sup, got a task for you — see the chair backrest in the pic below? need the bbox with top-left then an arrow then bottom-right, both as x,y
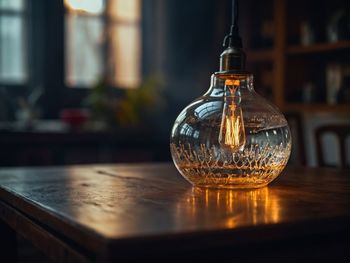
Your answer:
315,125 -> 350,169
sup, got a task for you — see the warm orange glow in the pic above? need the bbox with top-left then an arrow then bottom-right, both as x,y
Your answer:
175,188 -> 282,229
109,25 -> 141,88
219,80 -> 246,150
107,0 -> 141,88
108,0 -> 140,22
219,84 -> 246,150
225,79 -> 240,86
223,106 -> 244,147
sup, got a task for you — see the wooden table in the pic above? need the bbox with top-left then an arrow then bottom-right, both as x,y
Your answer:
0,164 -> 350,262
0,130 -> 169,166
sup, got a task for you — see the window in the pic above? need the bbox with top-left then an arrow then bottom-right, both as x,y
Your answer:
64,0 -> 141,89
0,0 -> 27,84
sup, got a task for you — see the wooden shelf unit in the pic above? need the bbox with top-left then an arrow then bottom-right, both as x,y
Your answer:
282,104 -> 350,113
287,40 -> 350,55
243,0 -> 350,112
247,49 -> 274,62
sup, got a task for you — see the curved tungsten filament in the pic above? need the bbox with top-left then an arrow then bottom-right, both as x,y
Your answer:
219,82 -> 246,151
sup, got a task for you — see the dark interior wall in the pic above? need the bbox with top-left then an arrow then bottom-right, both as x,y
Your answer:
142,0 -> 232,134
42,0 -> 65,118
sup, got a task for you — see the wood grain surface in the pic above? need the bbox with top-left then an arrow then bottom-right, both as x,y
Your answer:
0,164 -> 350,262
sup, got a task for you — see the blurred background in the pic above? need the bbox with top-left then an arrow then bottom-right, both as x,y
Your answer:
0,0 -> 350,168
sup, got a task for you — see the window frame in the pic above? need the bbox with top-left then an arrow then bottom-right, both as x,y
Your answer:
63,0 -> 143,90
0,0 -> 148,119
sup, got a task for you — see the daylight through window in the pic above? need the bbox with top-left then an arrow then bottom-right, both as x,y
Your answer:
64,0 -> 141,88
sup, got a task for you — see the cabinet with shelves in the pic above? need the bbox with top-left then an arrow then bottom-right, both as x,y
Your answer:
241,0 -> 350,112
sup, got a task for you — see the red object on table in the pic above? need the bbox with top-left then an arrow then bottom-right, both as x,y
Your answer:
60,109 -> 89,128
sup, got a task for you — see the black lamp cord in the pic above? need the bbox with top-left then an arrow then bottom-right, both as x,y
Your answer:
223,0 -> 243,48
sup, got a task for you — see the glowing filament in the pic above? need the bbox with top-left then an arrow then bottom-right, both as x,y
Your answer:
224,105 -> 241,145
219,80 -> 246,150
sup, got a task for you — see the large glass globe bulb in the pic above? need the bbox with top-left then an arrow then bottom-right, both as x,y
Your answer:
170,72 -> 291,189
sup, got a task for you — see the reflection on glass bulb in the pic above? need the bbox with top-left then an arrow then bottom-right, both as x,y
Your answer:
219,79 -> 246,151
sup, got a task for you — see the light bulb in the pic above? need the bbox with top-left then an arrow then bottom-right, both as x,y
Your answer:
170,71 -> 291,189
218,79 -> 246,151
170,0 -> 291,189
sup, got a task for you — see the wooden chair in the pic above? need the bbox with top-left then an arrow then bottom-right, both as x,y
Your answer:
315,125 -> 350,169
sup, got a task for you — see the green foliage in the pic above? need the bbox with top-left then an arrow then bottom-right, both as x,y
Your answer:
115,75 -> 164,127
84,75 -> 164,128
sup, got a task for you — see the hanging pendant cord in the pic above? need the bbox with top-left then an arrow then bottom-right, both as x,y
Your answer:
223,0 -> 242,48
